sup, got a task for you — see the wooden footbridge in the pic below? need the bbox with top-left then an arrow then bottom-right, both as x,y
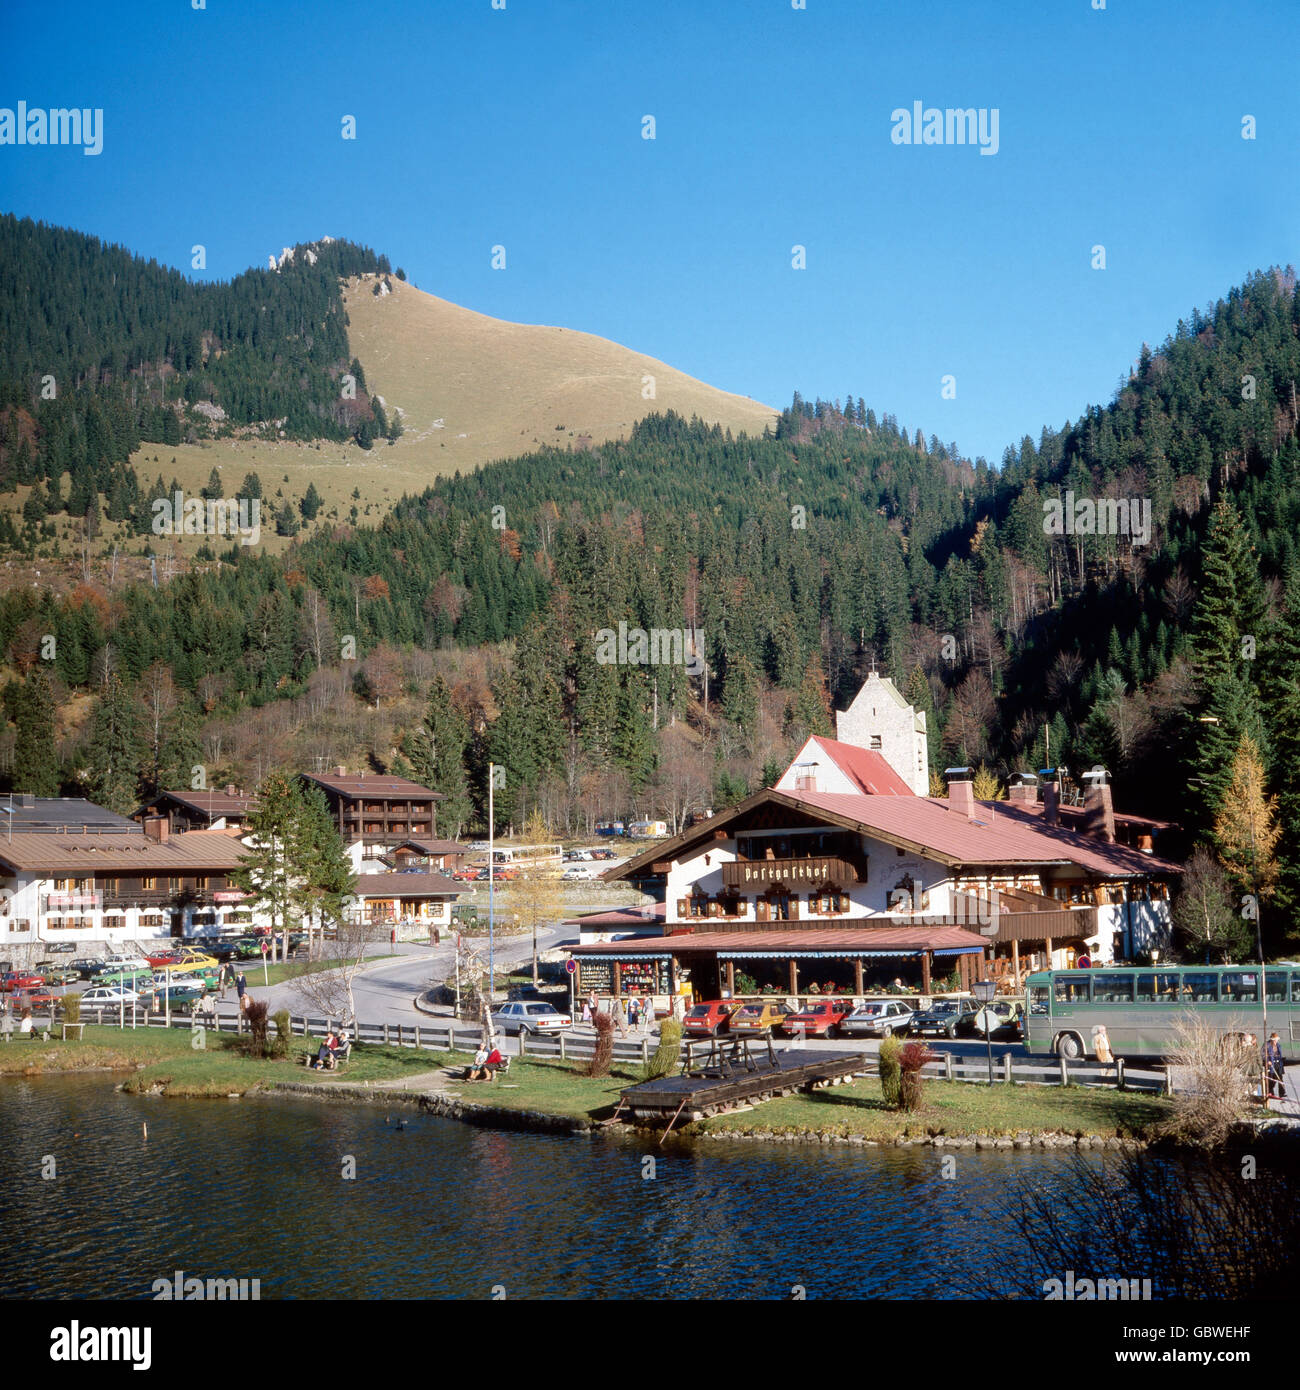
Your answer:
616,1036 -> 869,1137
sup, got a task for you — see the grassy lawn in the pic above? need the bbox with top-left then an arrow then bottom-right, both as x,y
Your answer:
439,1057 -> 643,1120
699,1077 -> 1171,1141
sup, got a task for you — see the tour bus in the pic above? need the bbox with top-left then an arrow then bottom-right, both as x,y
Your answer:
1023,964 -> 1300,1060
488,843 -> 563,870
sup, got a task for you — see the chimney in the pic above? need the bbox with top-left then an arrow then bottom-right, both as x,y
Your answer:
18,792 -> 35,809
1042,769 -> 1060,827
143,815 -> 170,843
1007,772 -> 1038,806
225,784 -> 236,797
944,767 -> 976,821
335,765 -> 347,777
1082,768 -> 1116,844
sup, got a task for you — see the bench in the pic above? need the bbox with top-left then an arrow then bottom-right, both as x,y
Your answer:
302,1037 -> 353,1070
464,1054 -> 511,1081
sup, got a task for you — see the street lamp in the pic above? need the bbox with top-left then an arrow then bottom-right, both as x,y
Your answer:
973,977 -> 997,1086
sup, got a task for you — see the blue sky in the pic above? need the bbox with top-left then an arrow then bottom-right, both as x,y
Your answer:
2,0 -> 1296,464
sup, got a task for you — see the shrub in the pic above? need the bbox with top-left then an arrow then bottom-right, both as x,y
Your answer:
643,1018 -> 683,1080
734,971 -> 758,996
1156,1015 -> 1256,1147
61,990 -> 81,1025
587,1010 -> 615,1077
898,1041 -> 936,1111
878,1033 -> 903,1107
246,999 -> 270,1058
271,1009 -> 292,1060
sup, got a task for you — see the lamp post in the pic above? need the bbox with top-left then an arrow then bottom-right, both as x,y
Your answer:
488,762 -> 495,1016
973,977 -> 997,1086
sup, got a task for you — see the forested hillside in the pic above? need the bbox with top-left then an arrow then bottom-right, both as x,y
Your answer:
2,232 -> 1299,945
0,216 -> 392,543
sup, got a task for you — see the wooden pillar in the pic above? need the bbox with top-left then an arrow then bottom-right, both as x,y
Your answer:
724,961 -> 735,996
613,963 -> 622,999
853,958 -> 864,995
921,951 -> 932,994
1044,936 -> 1054,970
787,959 -> 798,997
1011,938 -> 1020,986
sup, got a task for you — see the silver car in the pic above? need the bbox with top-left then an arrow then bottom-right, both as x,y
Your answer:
841,999 -> 915,1038
492,1001 -> 573,1035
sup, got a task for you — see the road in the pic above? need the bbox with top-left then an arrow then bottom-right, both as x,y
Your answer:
212,923 -> 577,1026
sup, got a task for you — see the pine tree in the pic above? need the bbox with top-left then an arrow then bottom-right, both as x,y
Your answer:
83,673 -> 145,815
11,669 -> 59,796
232,771 -> 303,964
293,784 -> 357,959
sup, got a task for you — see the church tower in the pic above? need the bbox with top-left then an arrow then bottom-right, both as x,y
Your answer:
835,671 -> 930,796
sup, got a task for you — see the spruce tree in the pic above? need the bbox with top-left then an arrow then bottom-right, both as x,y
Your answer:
84,673 -> 145,815
11,669 -> 59,796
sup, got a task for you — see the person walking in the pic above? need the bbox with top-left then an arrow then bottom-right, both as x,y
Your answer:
1265,1032 -> 1285,1100
642,995 -> 655,1034
627,997 -> 640,1029
1092,1023 -> 1113,1073
235,970 -> 248,1013
612,995 -> 628,1038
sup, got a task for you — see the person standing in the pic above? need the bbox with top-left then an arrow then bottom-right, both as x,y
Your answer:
627,997 -> 640,1029
1092,1024 -> 1113,1073
236,970 -> 248,1013
642,996 -> 655,1034
1265,1032 -> 1285,1100
612,995 -> 628,1038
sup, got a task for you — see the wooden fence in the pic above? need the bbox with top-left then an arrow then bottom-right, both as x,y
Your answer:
64,1007 -> 1166,1091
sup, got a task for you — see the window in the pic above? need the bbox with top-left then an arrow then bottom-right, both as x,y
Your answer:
1265,973 -> 1289,1003
103,915 -> 125,932
1090,972 -> 1134,1003
194,877 -> 208,891
142,878 -> 156,891
1136,972 -> 1179,1003
1180,973 -> 1218,1003
1220,971 -> 1259,1004
869,735 -> 882,750
1054,975 -> 1091,1003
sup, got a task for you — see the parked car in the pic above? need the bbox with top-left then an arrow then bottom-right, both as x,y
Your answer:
589,849 -> 617,861
493,1001 -> 573,1035
780,999 -> 855,1039
33,962 -> 80,986
683,1000 -> 741,1037
98,968 -> 156,993
728,1000 -> 793,1036
81,985 -> 145,1007
146,950 -> 184,967
70,957 -> 108,980
12,987 -> 58,1011
841,1000 -> 915,1038
149,980 -> 205,1009
103,953 -> 150,973
910,998 -> 982,1039
0,971 -> 45,992
562,867 -> 597,881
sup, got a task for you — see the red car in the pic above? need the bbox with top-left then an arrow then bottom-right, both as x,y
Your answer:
780,999 -> 855,1039
683,1000 -> 740,1037
146,951 -> 184,967
0,971 -> 44,992
12,987 -> 57,1011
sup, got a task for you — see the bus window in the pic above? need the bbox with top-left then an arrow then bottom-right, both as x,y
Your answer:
1181,972 -> 1219,1003
1136,972 -> 1179,1002
1265,974 -> 1289,1003
1054,975 -> 1091,1003
1090,972 -> 1134,1003
1221,971 -> 1259,1004
1028,985 -> 1049,1016
1292,974 -> 1300,1004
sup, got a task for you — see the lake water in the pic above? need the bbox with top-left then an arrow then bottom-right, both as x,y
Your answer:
0,1073 -> 1120,1300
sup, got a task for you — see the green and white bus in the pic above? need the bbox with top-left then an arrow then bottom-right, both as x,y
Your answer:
1024,965 -> 1300,1060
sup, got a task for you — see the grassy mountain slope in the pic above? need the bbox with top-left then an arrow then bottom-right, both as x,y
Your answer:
341,274 -> 777,474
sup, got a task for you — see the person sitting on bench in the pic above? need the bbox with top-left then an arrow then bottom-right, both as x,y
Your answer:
312,1029 -> 340,1070
468,1044 -> 505,1081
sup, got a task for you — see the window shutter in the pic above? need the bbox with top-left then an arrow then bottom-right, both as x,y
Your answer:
676,898 -> 689,918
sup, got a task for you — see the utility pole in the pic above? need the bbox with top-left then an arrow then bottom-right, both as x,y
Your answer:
488,762 -> 495,1012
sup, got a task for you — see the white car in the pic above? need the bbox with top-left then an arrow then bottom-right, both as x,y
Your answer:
841,1000 -> 916,1038
563,867 -> 597,881
103,953 -> 150,973
81,985 -> 144,1006
492,1002 -> 573,1035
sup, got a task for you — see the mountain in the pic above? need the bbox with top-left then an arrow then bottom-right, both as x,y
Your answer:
342,274 -> 776,473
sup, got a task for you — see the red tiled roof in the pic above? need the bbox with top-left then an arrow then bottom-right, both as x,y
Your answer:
393,838 -> 470,856
303,774 -> 442,800
808,737 -> 914,796
355,872 -> 463,897
792,790 -> 1182,876
573,926 -> 989,954
148,790 -> 257,817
